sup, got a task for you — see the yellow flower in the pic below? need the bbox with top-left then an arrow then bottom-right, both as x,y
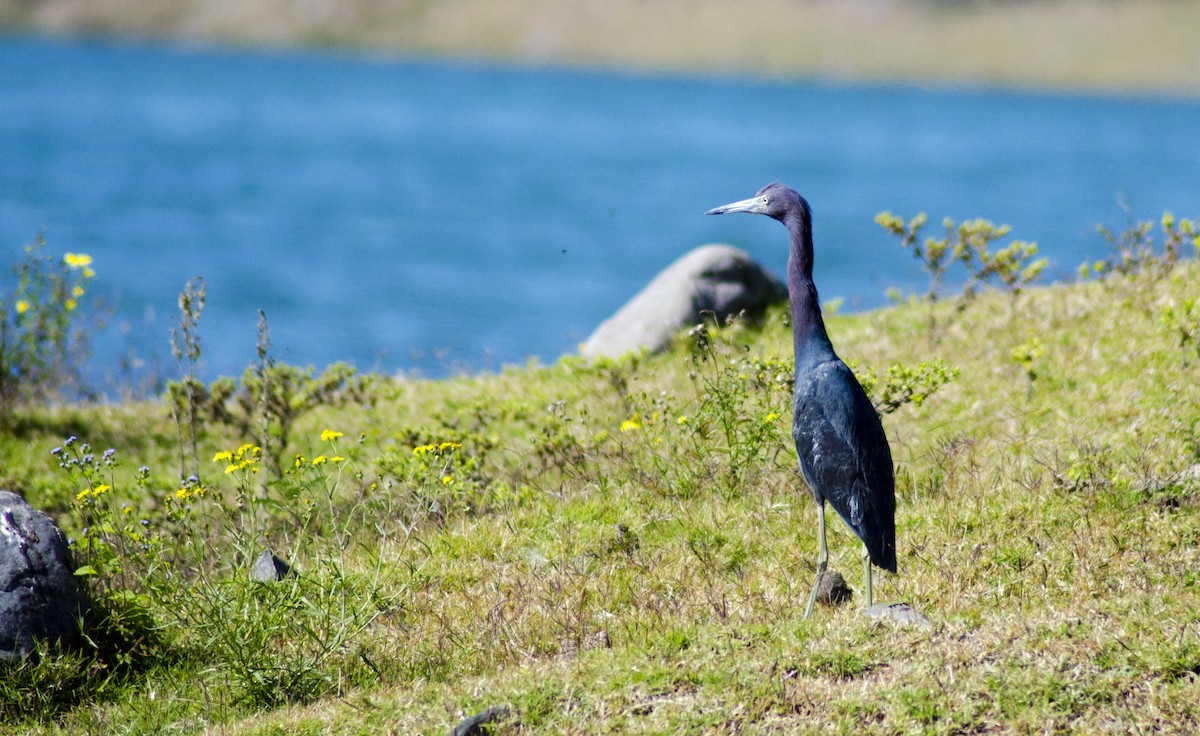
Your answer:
72,285 -> 85,298
65,299 -> 77,311
320,429 -> 344,442
676,415 -> 688,425
620,415 -> 642,432
414,441 -> 460,456
82,267 -> 95,279
235,443 -> 261,459
63,252 -> 93,269
76,488 -> 91,501
224,464 -> 239,475
92,484 -> 111,496
212,451 -> 233,463
294,454 -> 307,468
15,300 -> 29,314
330,455 -> 345,463
441,475 -> 454,485
175,488 -> 190,500
312,455 -> 328,466
765,412 -> 779,423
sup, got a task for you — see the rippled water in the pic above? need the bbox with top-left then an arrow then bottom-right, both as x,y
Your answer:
2,36 -> 1198,387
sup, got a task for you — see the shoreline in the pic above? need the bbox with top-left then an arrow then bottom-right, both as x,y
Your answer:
2,0 -> 1198,96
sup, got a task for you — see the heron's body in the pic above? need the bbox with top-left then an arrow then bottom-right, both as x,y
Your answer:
793,360 -> 896,573
706,183 -> 896,614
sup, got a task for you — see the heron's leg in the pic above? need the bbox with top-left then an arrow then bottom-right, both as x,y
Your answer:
803,502 -> 829,619
862,544 -> 873,609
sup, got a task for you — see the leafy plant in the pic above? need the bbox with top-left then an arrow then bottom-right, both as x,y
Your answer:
877,212 -> 1046,333
375,438 -> 485,527
876,211 -> 947,304
168,276 -> 206,480
849,358 -> 960,415
1083,211 -> 1199,281
54,429 -> 412,709
1010,336 -> 1046,394
167,310 -> 373,481
0,238 -> 96,420
1159,295 -> 1200,365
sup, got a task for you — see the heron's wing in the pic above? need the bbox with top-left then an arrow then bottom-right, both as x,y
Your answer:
793,360 -> 897,571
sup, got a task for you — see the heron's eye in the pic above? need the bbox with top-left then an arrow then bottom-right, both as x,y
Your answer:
760,196 -> 769,205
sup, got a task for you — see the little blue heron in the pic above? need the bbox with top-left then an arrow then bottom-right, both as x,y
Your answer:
706,183 -> 896,617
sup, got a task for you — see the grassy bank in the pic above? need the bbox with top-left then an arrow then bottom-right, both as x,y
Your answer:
2,0 -> 1199,94
2,217 -> 1200,733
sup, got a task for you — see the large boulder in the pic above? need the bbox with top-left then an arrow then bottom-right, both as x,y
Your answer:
0,491 -> 89,660
581,244 -> 787,360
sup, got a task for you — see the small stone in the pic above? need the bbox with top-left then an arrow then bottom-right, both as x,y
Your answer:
249,550 -> 293,582
450,705 -> 511,736
558,628 -> 612,660
584,629 -> 612,651
816,568 -> 852,606
0,490 -> 90,660
864,602 -> 932,629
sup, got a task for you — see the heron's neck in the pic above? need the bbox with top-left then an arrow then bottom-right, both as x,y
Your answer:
785,209 -> 836,369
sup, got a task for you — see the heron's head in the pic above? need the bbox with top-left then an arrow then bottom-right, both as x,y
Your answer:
705,182 -> 802,222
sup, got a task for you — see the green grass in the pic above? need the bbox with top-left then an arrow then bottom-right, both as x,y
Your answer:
3,253 -> 1200,733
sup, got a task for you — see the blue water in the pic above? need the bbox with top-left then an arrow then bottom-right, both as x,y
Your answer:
2,36 -> 1198,388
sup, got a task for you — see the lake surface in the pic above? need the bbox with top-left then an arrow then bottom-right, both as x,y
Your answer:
2,36 -> 1198,388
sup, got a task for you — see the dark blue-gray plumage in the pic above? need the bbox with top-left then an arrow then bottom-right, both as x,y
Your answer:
706,183 -> 896,616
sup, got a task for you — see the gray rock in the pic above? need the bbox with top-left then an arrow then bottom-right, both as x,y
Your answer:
581,244 -> 788,360
557,628 -> 612,660
864,602 -> 932,629
249,550 -> 293,582
816,568 -> 852,606
450,705 -> 511,736
0,490 -> 89,661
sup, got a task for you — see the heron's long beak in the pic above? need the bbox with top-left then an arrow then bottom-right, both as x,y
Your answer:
705,195 -> 764,216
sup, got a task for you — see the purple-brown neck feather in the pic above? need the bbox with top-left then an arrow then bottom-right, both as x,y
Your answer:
783,198 -> 837,370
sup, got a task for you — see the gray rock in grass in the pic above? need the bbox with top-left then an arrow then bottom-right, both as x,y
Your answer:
0,490 -> 90,661
581,244 -> 787,360
557,628 -> 612,660
450,704 -> 512,736
864,602 -> 932,629
816,568 -> 853,606
249,549 -> 294,582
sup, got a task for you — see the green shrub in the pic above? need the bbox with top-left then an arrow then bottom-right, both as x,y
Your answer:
877,211 -> 1046,334
1083,212 -> 1199,281
55,428 -> 412,709
0,237 -> 96,420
